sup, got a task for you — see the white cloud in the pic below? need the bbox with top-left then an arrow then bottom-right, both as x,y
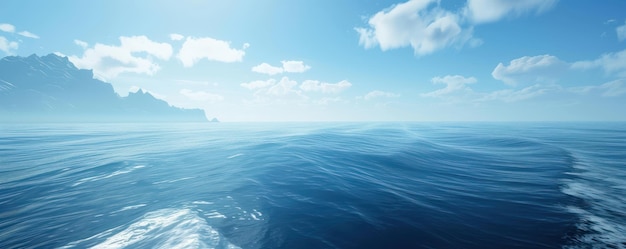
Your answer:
241,79 -> 276,90
74,39 -> 88,49
170,33 -> 184,41
492,54 -> 567,85
300,80 -> 352,94
422,75 -> 477,97
0,23 -> 15,33
243,43 -> 250,49
479,84 -> 550,102
266,77 -> 299,96
18,31 -> 39,39
242,77 -> 350,103
356,0 -> 469,55
569,79 -> 626,97
252,63 -> 284,75
617,21 -> 626,42
242,77 -> 306,102
119,36 -> 172,60
0,36 -> 18,54
357,0 -> 557,55
466,0 -> 558,24
251,60 -> 311,75
422,73 -> 554,102
596,80 -> 626,97
68,36 -> 173,80
177,37 -> 245,67
571,49 -> 626,77
282,60 -> 311,73
0,23 -> 38,39
363,90 -> 400,100
180,89 -> 224,102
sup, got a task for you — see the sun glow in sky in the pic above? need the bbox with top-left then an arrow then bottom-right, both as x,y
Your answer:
2,0 -> 626,121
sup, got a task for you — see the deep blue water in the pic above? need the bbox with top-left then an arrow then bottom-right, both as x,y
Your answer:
1,123 -> 625,249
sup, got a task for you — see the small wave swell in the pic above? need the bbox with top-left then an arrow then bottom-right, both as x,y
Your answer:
60,208 -> 240,249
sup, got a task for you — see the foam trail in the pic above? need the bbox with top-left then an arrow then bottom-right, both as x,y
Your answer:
227,153 -> 244,159
61,208 -> 239,249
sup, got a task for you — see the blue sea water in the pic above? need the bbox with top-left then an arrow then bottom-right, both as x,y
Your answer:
0,122 -> 625,249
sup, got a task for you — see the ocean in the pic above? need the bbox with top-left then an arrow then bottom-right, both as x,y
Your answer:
0,123 -> 624,249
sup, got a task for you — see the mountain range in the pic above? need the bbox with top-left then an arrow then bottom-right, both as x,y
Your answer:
0,54 -> 208,122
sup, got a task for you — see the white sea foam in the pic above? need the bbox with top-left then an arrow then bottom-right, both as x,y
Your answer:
61,208 -> 239,249
153,177 -> 195,185
206,211 -> 227,219
562,155 -> 626,249
192,201 -> 214,205
111,204 -> 147,214
73,165 -> 145,186
227,153 -> 244,159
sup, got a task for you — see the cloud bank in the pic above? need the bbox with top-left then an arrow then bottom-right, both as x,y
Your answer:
252,60 -> 311,75
177,37 -> 246,67
356,0 -> 557,55
69,36 -> 173,80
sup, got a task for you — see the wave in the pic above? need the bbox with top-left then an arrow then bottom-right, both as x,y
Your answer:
59,208 -> 240,249
561,152 -> 626,249
0,123 -> 624,249
73,165 -> 145,186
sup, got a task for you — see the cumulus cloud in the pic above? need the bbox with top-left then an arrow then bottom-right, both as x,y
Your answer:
466,0 -> 558,24
488,51 -> 626,100
177,37 -> 246,67
266,77 -> 300,96
356,0 -> 557,55
251,60 -> 311,75
68,35 -> 173,80
74,39 -> 88,49
618,21 -> 626,42
179,89 -> 224,102
492,54 -> 567,85
241,77 -> 306,102
356,0 -> 470,55
571,49 -> 626,77
363,90 -> 400,100
0,23 -> 15,33
170,33 -> 184,41
0,36 -> 19,54
282,60 -> 311,73
241,77 -> 351,103
252,63 -> 284,75
422,75 -> 477,97
300,80 -> 352,94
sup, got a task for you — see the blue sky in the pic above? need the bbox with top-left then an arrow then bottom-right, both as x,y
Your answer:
1,0 -> 625,121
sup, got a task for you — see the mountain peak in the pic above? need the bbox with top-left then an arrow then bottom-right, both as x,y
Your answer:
0,54 -> 208,123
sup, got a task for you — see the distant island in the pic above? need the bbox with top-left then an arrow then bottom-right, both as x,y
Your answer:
0,54 -> 208,123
